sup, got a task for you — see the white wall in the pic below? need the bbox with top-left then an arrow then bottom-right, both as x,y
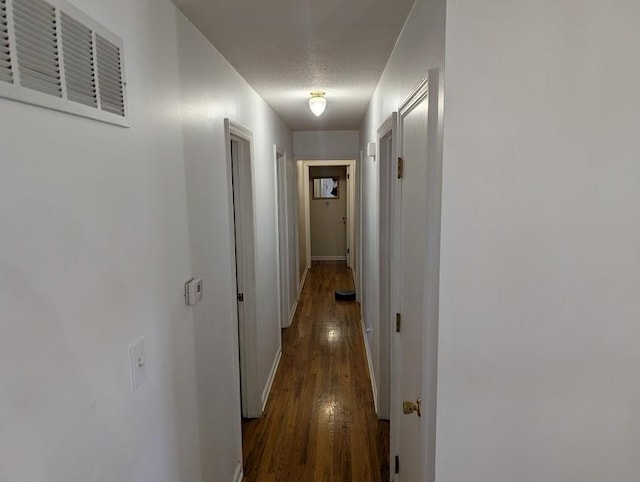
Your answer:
293,130 -> 360,161
176,12 -> 293,480
437,1 -> 640,481
293,130 -> 360,286
0,1 -> 292,481
358,0 -> 446,423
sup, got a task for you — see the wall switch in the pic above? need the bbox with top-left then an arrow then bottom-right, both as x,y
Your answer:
129,338 -> 147,391
185,277 -> 203,305
367,142 -> 377,159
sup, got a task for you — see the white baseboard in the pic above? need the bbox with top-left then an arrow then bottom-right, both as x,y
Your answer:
285,297 -> 298,328
311,255 -> 347,261
360,317 -> 378,415
261,348 -> 282,412
233,462 -> 243,482
350,267 -> 360,302
299,267 -> 308,296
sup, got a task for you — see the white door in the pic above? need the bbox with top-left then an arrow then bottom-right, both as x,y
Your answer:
226,119 -> 261,419
230,139 -> 248,415
392,77 -> 438,482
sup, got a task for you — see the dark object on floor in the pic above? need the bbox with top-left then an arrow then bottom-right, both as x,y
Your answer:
335,289 -> 356,301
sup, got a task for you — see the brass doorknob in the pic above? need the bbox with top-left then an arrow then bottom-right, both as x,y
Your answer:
402,398 -> 422,417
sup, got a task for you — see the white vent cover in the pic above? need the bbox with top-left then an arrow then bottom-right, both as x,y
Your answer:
61,12 -> 96,107
14,0 -> 62,97
96,33 -> 124,116
0,0 -> 128,126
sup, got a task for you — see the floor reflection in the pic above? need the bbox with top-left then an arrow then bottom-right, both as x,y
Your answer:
241,261 -> 389,481
326,325 -> 341,344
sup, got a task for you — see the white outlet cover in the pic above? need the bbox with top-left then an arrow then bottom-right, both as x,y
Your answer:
129,338 -> 147,391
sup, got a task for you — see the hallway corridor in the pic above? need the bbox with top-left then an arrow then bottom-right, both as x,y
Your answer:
242,262 -> 389,481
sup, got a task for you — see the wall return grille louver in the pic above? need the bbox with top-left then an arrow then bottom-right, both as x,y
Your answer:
14,0 -> 62,97
61,11 -> 96,108
0,0 -> 13,83
96,33 -> 124,116
0,0 -> 128,126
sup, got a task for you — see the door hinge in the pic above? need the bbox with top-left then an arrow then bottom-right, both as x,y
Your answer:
395,313 -> 401,333
397,157 -> 404,179
395,455 -> 400,474
347,248 -> 350,254
237,293 -> 244,302
347,173 -> 350,179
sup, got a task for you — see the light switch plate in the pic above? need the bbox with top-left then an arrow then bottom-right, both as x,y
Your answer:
129,338 -> 147,391
367,141 -> 377,159
184,277 -> 203,305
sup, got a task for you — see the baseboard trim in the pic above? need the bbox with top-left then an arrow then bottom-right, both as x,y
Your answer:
350,267 -> 359,302
233,462 -> 243,482
286,297 -> 299,328
360,317 -> 378,415
311,256 -> 347,261
299,267 -> 308,296
261,348 -> 282,412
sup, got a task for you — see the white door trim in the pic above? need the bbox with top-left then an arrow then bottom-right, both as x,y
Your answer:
299,159 -> 356,272
398,77 -> 430,118
357,150 -> 364,302
418,70 -> 442,482
390,70 -> 441,482
225,118 -> 262,418
377,113 -> 397,422
388,111 -> 403,482
393,77 -> 430,482
274,146 -> 291,328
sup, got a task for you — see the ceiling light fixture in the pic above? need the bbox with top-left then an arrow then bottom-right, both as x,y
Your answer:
309,91 -> 327,117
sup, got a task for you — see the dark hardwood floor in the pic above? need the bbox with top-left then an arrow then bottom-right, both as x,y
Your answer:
242,261 -> 390,481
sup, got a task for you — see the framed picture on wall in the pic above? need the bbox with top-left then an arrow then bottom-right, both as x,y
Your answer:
312,177 -> 339,199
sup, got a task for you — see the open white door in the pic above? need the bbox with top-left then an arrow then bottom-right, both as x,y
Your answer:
225,119 -> 261,419
391,73 -> 440,482
346,164 -> 356,268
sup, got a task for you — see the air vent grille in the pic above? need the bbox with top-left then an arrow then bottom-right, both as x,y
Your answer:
13,0 -> 62,97
0,0 -> 128,126
0,0 -> 12,83
61,12 -> 96,107
96,34 -> 124,117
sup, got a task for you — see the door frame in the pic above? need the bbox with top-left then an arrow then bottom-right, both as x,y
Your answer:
377,113 -> 397,422
224,118 -> 262,418
299,159 -> 356,272
389,70 -> 441,482
274,146 -> 292,328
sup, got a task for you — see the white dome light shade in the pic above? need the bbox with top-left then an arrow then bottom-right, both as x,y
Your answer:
309,91 -> 327,117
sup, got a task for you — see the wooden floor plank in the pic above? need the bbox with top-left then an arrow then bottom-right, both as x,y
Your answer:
242,261 -> 390,481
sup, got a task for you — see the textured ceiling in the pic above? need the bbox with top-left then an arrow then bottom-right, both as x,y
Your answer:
172,0 -> 416,130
